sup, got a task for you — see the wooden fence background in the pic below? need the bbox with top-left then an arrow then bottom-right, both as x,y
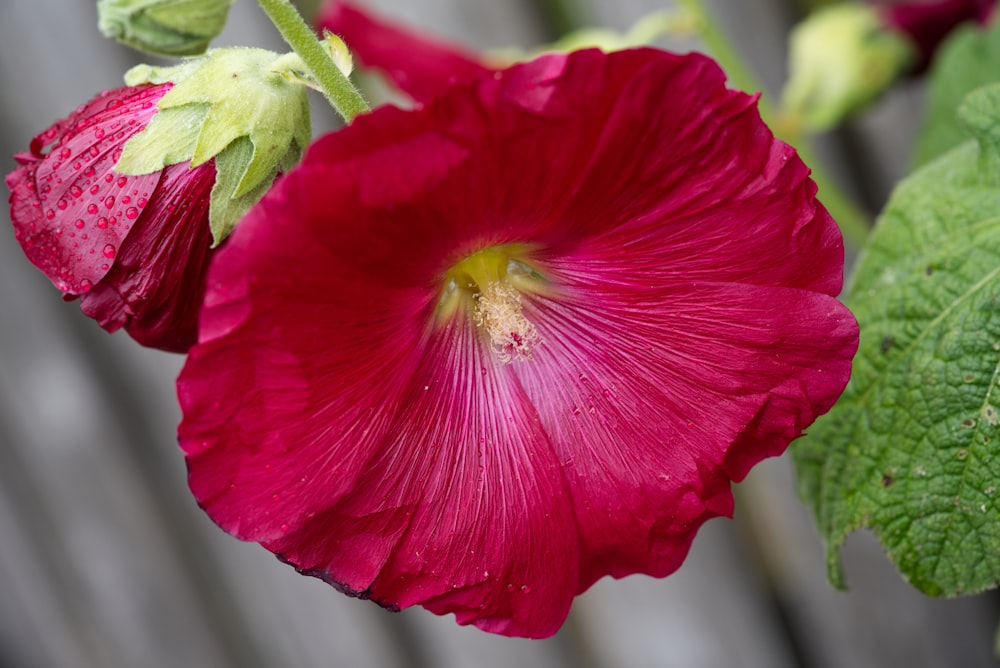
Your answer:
2,1 -> 998,666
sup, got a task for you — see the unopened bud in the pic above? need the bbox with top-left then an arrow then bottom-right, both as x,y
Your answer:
98,0 -> 233,57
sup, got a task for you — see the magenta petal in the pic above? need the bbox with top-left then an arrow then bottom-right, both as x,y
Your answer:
316,0 -> 494,102
7,85 -> 167,294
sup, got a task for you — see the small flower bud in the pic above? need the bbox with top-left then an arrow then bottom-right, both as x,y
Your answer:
780,3 -> 917,132
98,0 -> 233,57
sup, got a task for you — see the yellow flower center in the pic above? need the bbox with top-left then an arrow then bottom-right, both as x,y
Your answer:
438,245 -> 543,364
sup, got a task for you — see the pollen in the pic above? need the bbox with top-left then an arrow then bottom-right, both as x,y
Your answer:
474,281 -> 540,363
438,245 -> 545,364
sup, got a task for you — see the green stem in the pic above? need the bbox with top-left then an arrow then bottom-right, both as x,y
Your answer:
678,0 -> 871,249
256,0 -> 370,122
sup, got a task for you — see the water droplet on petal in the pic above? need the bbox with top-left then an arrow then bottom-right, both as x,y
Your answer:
280,523 -> 290,532
94,128 -> 105,139
125,207 -> 138,220
117,176 -> 128,188
68,185 -> 83,198
102,244 -> 116,259
97,217 -> 108,230
520,585 -> 531,594
74,219 -> 85,229
104,195 -> 115,209
87,203 -> 98,214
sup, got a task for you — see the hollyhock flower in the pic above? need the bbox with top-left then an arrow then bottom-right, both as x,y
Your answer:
178,47 -> 858,637
7,84 -> 216,352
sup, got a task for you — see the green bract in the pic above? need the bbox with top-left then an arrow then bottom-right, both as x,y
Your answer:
98,0 -> 233,57
794,83 -> 1000,597
780,3 -> 915,132
116,47 -> 312,246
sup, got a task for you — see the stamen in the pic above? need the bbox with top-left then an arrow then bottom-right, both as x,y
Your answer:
474,281 -> 540,363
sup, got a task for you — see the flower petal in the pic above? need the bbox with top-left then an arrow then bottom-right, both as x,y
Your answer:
180,169 -> 579,637
316,0 -> 493,102
513,279 -> 857,589
78,160 -> 216,351
8,85 -> 168,294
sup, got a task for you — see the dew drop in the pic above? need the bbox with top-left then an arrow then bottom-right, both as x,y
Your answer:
101,263 -> 109,271
59,147 -> 71,160
104,173 -> 114,183
520,585 -> 531,594
137,197 -> 148,208
117,176 -> 128,188
272,493 -> 281,502
87,203 -> 98,214
506,584 -> 515,592
68,185 -> 83,198
125,207 -> 139,220
104,195 -> 115,209
72,161 -> 82,171
102,244 -> 116,259
81,234 -> 88,241
97,217 -> 108,229
280,523 -> 290,532
56,199 -> 68,210
121,195 -> 131,204
94,128 -> 106,139
90,185 -> 100,195
84,166 -> 95,177
44,209 -> 55,220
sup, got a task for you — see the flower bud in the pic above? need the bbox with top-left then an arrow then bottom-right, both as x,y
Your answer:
780,3 -> 916,132
98,0 -> 233,56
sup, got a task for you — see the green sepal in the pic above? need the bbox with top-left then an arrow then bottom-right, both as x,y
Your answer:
793,84 -> 1000,596
98,0 -> 233,57
208,136 -> 298,247
115,47 -> 312,245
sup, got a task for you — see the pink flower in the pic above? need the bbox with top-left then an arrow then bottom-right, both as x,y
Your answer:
7,84 -> 215,352
178,48 -> 858,637
876,0 -> 997,69
317,0 -> 493,103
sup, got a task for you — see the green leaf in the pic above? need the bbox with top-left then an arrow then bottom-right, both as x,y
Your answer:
913,19 -> 1000,168
794,84 -> 1000,597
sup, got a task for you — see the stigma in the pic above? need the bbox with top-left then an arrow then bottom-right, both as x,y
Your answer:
474,281 -> 540,363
